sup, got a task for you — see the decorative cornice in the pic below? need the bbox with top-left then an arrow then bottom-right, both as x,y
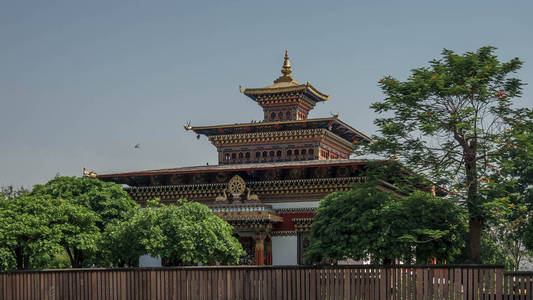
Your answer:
215,212 -> 283,223
126,177 -> 365,202
209,129 -> 325,146
276,207 -> 317,213
293,218 -> 313,232
271,230 -> 297,236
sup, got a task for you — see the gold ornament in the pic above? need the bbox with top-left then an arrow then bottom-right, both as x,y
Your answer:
228,175 -> 246,195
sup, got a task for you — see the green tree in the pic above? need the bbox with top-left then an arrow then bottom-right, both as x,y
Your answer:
499,109 -> 533,266
304,182 -> 394,264
103,205 -> 162,267
105,199 -> 244,266
31,176 -> 138,267
305,180 -> 465,264
49,201 -> 101,267
385,190 -> 466,264
0,194 -> 62,269
358,46 -> 525,263
1,185 -> 29,200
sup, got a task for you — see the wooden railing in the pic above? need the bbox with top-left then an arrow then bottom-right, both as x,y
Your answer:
0,265 -> 531,299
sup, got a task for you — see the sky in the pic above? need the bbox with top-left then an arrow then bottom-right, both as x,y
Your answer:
1,0 -> 532,188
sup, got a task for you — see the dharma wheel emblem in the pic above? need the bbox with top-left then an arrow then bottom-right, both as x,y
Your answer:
228,175 -> 246,196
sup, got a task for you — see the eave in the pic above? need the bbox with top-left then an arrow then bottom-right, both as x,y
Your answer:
187,117 -> 373,144
243,82 -> 330,102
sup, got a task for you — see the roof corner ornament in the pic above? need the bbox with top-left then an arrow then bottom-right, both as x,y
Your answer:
184,121 -> 192,131
83,168 -> 97,179
239,85 -> 245,93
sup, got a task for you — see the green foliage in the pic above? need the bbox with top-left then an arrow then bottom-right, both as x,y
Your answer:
105,199 -> 244,266
305,179 -> 466,264
102,203 -> 161,267
305,184 -> 393,264
32,176 -> 137,230
31,176 -> 138,267
384,190 -> 466,263
0,194 -> 63,269
480,236 -> 517,270
0,248 -> 15,270
357,46 -> 526,263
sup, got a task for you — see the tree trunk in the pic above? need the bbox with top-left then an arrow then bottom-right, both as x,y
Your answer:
15,247 -> 24,270
465,146 -> 483,264
72,248 -> 85,268
469,216 -> 483,264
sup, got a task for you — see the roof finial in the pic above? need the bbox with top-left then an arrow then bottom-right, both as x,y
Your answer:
281,49 -> 292,76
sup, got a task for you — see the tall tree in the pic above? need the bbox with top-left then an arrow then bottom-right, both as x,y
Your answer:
358,46 -> 525,263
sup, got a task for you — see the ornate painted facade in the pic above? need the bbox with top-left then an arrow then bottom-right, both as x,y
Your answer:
98,51 -> 380,266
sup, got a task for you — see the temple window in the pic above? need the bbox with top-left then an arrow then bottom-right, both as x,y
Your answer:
301,149 -> 307,159
294,149 -> 299,160
287,150 -> 292,160
276,150 -> 282,159
308,149 -> 314,159
269,151 -> 275,161
278,112 -> 283,120
245,152 -> 250,161
262,151 -> 267,160
255,152 -> 261,160
238,152 -> 244,162
224,153 -> 230,161
271,112 -> 276,120
286,111 -> 291,119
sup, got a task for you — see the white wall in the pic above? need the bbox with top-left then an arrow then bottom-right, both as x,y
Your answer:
272,235 -> 298,265
139,255 -> 162,267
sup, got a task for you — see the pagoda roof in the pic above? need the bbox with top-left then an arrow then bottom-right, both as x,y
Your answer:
188,117 -> 372,144
243,81 -> 330,102
97,158 -> 371,179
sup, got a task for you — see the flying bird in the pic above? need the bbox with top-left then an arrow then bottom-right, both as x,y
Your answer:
134,143 -> 141,149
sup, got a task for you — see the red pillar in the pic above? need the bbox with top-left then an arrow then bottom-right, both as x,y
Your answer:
254,234 -> 265,266
266,239 -> 272,265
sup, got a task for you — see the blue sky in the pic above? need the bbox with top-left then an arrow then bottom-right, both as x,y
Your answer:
1,0 -> 532,187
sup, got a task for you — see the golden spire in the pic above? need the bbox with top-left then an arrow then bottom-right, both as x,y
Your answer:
274,49 -> 297,84
281,49 -> 292,76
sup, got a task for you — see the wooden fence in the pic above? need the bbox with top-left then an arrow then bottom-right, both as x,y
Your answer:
0,265 -> 532,299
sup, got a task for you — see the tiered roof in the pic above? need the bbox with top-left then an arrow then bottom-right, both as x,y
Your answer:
189,117 -> 372,144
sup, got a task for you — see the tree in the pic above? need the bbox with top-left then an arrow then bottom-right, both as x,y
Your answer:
304,182 -> 395,264
358,46 -> 525,263
304,179 -> 465,264
31,176 -> 138,267
105,199 -> 244,266
1,185 -> 29,200
103,205 -> 162,267
0,194 -> 62,269
497,109 -> 533,267
49,201 -> 101,268
384,190 -> 466,263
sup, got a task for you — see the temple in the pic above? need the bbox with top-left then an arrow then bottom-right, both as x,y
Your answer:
98,51 -> 380,266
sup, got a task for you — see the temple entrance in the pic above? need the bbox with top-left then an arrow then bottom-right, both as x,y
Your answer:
235,232 -> 272,265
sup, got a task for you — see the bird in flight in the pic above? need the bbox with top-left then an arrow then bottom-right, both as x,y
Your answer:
134,143 -> 141,149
